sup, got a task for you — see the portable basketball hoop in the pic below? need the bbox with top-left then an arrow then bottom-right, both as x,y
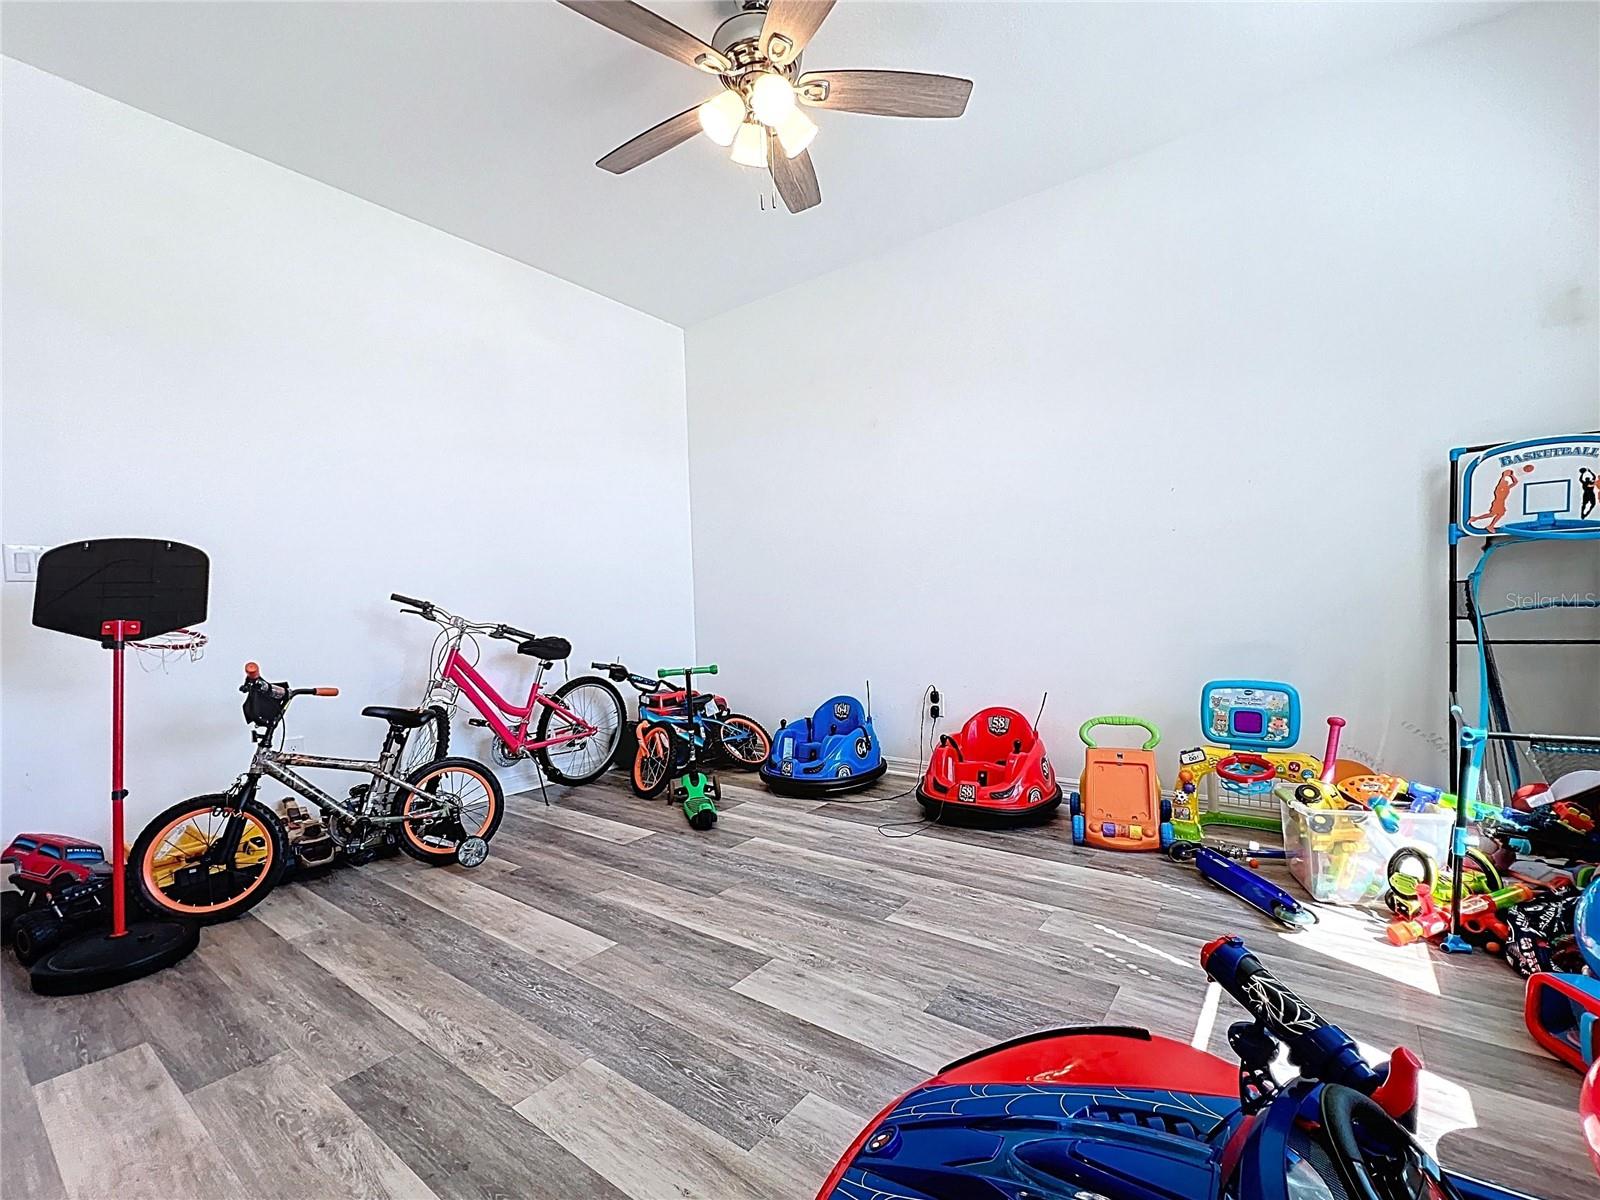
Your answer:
27,539 -> 208,994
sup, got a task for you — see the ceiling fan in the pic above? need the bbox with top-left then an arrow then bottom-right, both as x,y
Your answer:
556,0 -> 973,213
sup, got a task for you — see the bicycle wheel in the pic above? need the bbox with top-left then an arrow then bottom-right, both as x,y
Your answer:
535,676 -> 625,786
393,757 -> 504,866
400,705 -> 452,776
131,794 -> 288,923
631,724 -> 675,798
716,714 -> 771,770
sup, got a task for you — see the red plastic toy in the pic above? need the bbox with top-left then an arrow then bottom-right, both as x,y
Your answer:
1,834 -> 116,965
2,833 -> 111,892
1581,1058 -> 1600,1176
917,706 -> 1061,820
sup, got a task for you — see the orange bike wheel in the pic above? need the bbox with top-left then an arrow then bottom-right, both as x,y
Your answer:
133,795 -> 286,923
395,757 -> 504,865
632,724 -> 675,798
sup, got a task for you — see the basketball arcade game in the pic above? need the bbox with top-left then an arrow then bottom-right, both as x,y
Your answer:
1447,433 -> 1600,805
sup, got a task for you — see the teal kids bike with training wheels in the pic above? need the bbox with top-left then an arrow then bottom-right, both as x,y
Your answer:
620,665 -> 771,825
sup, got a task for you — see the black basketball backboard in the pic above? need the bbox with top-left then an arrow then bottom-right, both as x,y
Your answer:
32,539 -> 208,644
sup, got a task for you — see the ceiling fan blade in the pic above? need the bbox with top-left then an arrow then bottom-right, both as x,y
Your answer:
597,105 -> 705,174
797,70 -> 972,117
769,138 -> 822,213
761,0 -> 837,67
558,1 -> 730,73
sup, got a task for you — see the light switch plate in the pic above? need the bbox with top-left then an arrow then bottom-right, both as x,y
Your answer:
3,545 -> 47,583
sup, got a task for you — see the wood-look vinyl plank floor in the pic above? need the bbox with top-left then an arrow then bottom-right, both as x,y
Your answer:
3,769 -> 1590,1198
33,1043 -> 243,1200
187,1052 -> 437,1199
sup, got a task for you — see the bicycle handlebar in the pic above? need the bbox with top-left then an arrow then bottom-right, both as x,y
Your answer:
590,661 -> 665,692
1201,936 -> 1379,1093
391,595 -> 554,645
658,664 -> 717,679
242,665 -> 337,700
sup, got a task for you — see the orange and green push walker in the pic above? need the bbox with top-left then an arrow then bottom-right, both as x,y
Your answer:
1069,716 -> 1173,852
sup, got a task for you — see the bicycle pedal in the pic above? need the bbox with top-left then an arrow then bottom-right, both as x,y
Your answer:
467,718 -> 489,728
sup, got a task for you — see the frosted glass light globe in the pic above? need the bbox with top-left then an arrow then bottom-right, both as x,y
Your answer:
749,72 -> 797,126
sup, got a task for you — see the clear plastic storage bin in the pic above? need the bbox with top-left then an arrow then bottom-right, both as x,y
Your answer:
1278,788 -> 1456,905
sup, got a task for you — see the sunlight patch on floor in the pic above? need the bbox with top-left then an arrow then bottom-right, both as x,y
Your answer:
1190,980 -> 1223,1051
1090,921 -> 1191,970
1278,903 -> 1441,996
1355,1038 -> 1477,1157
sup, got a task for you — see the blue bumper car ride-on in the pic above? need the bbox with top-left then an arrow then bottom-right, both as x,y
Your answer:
817,935 -> 1547,1200
760,695 -> 886,797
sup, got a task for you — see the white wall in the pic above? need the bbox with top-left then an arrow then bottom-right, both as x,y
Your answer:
685,4 -> 1599,788
0,60 -> 694,845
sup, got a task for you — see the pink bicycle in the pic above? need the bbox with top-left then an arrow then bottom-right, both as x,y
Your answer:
391,593 -> 624,786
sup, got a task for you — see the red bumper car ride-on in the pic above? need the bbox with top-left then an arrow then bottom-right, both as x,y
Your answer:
917,707 -> 1061,821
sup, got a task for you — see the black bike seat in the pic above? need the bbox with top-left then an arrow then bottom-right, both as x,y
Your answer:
517,636 -> 572,661
360,705 -> 431,729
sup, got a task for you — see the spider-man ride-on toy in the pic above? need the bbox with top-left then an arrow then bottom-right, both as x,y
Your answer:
817,936 -> 1561,1199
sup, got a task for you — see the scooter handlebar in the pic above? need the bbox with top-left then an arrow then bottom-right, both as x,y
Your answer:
1201,936 -> 1380,1093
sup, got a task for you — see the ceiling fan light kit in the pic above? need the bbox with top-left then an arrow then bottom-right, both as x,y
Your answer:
557,0 -> 973,213
730,120 -> 769,168
697,89 -> 746,146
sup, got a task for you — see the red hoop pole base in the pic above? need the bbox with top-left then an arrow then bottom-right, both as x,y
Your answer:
29,920 -> 198,996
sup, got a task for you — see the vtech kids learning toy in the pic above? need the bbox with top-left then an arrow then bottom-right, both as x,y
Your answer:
816,937 -> 1546,1199
917,706 -> 1061,821
759,693 -> 885,797
1069,715 -> 1172,851
1170,680 -> 1321,843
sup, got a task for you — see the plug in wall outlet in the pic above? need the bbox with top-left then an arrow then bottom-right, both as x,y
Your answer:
927,686 -> 942,722
3,545 -> 47,583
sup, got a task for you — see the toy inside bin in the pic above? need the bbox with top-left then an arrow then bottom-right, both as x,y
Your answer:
1278,787 -> 1455,905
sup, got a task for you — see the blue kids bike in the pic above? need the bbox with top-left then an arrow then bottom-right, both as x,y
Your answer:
599,663 -> 772,800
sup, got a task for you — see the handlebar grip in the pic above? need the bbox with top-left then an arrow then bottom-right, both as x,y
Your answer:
657,664 -> 717,679
244,662 -> 260,680
390,593 -> 428,607
313,687 -> 339,697
1201,936 -> 1378,1092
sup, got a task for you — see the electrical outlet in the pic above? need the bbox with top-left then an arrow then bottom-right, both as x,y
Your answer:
284,735 -> 304,755
927,685 -> 942,722
3,545 -> 46,583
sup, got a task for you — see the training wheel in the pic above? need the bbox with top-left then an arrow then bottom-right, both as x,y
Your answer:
455,836 -> 489,868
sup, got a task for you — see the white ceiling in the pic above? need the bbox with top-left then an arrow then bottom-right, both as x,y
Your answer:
2,1 -> 1510,325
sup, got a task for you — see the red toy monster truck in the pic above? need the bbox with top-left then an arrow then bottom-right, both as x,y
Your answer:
1,833 -> 116,965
